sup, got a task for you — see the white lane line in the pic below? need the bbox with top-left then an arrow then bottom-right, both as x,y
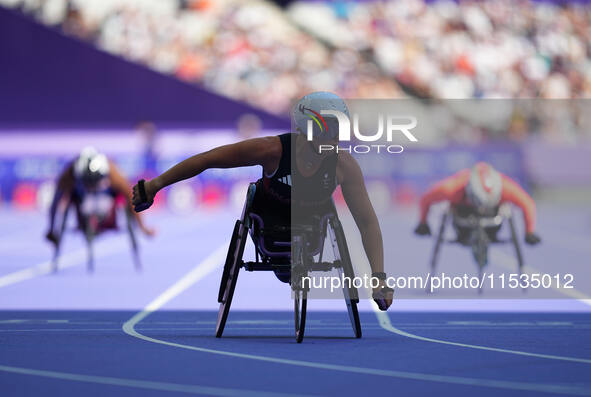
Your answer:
0,364 -> 307,397
123,242 -> 228,333
6,324 -> 591,333
4,320 -> 585,326
341,218 -> 591,365
375,309 -> 591,365
122,243 -> 591,395
368,278 -> 591,364
0,237 -> 128,289
0,240 -> 310,397
491,249 -> 591,307
0,213 -> 223,290
0,326 -> 382,333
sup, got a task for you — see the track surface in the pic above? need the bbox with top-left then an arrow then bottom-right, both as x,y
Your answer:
1,204 -> 590,396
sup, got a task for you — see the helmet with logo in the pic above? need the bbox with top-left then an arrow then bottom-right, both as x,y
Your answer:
465,162 -> 502,211
292,92 -> 349,141
73,146 -> 110,187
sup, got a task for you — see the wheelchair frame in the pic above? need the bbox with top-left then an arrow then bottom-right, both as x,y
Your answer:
428,203 -> 525,293
51,200 -> 141,273
216,183 -> 362,343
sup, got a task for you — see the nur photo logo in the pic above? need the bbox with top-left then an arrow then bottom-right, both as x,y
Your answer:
300,106 -> 418,154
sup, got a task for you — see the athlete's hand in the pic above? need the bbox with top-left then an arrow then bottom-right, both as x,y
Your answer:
414,222 -> 431,236
525,232 -> 541,245
132,179 -> 155,212
45,231 -> 59,246
372,279 -> 393,311
140,225 -> 156,237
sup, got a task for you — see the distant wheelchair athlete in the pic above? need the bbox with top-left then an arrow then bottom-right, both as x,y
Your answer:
132,92 -> 394,342
414,162 -> 541,292
45,147 -> 155,273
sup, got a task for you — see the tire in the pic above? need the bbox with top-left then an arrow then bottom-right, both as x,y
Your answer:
85,217 -> 96,273
345,298 -> 361,338
52,203 -> 71,273
126,208 -> 141,271
428,211 -> 448,292
332,219 -> 362,338
291,235 -> 308,343
218,221 -> 241,303
215,221 -> 247,338
508,215 -> 526,291
294,288 -> 307,343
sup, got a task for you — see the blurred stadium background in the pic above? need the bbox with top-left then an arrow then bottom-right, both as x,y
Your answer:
1,0 -> 590,216
1,3 -> 591,395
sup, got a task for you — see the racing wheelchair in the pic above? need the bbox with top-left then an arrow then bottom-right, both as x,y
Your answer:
427,203 -> 524,293
51,198 -> 141,273
216,183 -> 362,343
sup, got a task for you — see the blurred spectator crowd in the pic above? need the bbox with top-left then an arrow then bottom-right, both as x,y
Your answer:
1,0 -> 590,142
2,0 -> 402,113
290,0 -> 591,100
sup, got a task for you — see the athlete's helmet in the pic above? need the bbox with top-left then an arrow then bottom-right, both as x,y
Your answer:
465,162 -> 502,210
73,146 -> 110,186
292,92 -> 349,140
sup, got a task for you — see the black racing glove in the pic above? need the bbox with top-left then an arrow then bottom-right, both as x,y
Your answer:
133,179 -> 154,213
414,222 -> 431,236
525,232 -> 541,245
45,230 -> 59,246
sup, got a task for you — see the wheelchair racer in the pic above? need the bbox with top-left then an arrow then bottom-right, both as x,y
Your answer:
132,92 -> 393,310
414,162 -> 541,245
45,147 -> 155,245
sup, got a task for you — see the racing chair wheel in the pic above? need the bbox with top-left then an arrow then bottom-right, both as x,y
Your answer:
218,220 -> 241,303
125,207 -> 142,271
52,202 -> 71,273
294,288 -> 307,343
291,233 -> 309,343
331,218 -> 362,339
471,227 -> 489,294
84,217 -> 96,273
216,220 -> 248,338
427,210 -> 449,293
508,214 -> 526,291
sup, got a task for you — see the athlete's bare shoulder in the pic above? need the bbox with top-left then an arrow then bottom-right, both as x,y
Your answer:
249,135 -> 282,174
253,135 -> 282,155
56,160 -> 76,191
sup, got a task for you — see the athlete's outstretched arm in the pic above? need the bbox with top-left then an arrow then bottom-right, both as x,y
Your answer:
419,171 -> 468,223
132,137 -> 279,209
414,170 -> 469,235
500,175 -> 540,244
338,154 -> 383,273
338,153 -> 392,310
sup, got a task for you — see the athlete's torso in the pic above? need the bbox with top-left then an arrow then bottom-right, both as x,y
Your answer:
253,133 -> 338,219
71,175 -> 118,220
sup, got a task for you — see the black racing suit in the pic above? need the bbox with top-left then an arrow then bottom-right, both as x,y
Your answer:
250,133 -> 338,281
